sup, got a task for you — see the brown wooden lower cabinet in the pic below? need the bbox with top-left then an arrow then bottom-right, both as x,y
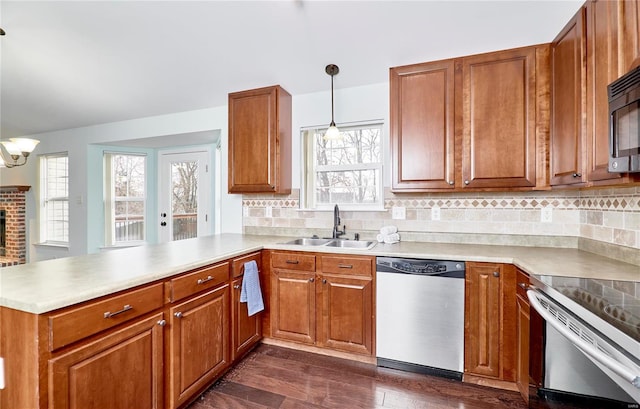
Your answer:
167,285 -> 230,409
0,252 -> 265,409
269,251 -> 375,356
515,269 -> 531,403
464,262 -> 517,388
48,313 -> 165,409
271,269 -> 316,344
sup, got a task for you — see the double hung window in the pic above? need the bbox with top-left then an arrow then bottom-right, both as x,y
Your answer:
40,153 -> 69,244
104,153 -> 146,246
301,122 -> 383,210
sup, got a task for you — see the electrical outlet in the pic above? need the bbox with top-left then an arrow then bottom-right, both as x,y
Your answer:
431,206 -> 441,221
541,207 -> 552,223
265,206 -> 272,218
243,206 -> 249,217
391,206 -> 406,220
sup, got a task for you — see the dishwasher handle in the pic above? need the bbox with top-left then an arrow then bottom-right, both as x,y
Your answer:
527,289 -> 640,389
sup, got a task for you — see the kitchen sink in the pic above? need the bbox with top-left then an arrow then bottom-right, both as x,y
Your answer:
280,238 -> 377,250
324,240 -> 377,249
283,238 -> 332,246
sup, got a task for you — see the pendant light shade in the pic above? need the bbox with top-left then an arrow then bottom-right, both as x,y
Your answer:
323,64 -> 341,141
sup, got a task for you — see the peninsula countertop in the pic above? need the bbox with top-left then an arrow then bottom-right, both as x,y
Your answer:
1,233 -> 638,314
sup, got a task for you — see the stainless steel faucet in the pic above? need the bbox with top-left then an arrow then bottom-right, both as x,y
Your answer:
332,204 -> 345,239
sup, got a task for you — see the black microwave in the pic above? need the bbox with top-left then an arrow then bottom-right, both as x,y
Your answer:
608,65 -> 640,173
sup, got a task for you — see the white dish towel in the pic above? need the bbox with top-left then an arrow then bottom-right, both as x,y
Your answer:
240,260 -> 264,316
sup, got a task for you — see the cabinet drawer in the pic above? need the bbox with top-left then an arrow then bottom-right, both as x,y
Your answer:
169,262 -> 230,302
321,255 -> 373,277
271,252 -> 316,272
516,269 -> 530,300
49,283 -> 164,351
231,252 -> 262,278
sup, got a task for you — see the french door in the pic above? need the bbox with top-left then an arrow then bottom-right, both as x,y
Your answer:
158,149 -> 211,243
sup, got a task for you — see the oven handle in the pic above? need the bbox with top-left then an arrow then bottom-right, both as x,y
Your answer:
527,289 -> 640,389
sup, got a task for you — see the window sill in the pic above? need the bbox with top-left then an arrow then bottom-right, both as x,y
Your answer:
34,242 -> 69,250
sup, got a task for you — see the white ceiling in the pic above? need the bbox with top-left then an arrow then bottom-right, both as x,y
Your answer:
0,0 -> 583,139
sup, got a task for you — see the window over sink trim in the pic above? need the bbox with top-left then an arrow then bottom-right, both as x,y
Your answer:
300,120 -> 383,211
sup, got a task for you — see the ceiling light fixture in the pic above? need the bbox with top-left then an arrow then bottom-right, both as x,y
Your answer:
0,138 -> 40,168
323,64 -> 341,141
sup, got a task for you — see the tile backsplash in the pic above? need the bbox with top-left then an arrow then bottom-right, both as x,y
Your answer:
243,186 -> 640,265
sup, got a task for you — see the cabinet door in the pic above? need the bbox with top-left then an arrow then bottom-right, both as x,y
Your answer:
587,0 -> 625,183
516,294 -> 530,403
464,264 -> 502,378
270,269 -> 316,344
390,60 -> 456,191
619,0 -> 640,74
551,8 -> 587,186
460,47 -> 538,189
49,313 -> 164,409
318,274 -> 373,355
168,285 -> 230,409
228,85 -> 291,194
231,276 -> 262,361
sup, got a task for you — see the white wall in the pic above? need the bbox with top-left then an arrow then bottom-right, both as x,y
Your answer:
0,81 -> 390,261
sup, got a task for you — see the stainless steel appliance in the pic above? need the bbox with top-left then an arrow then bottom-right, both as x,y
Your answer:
376,257 -> 465,380
527,274 -> 639,407
608,64 -> 640,173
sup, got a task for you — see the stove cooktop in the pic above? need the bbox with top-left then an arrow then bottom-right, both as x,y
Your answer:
536,275 -> 640,343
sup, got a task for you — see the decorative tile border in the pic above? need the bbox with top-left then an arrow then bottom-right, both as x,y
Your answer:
242,186 -> 639,212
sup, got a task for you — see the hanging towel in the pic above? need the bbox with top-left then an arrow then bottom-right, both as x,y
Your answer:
379,225 -> 398,235
240,260 -> 264,316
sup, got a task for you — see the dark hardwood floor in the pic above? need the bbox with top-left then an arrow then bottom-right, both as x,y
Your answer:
186,344 -> 529,409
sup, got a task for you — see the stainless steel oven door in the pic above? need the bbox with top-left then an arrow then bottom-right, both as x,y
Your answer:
528,289 -> 640,405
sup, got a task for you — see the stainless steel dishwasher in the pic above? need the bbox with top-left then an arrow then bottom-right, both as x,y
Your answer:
376,257 -> 465,380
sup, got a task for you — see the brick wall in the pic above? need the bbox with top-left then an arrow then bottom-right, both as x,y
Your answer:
0,186 -> 30,265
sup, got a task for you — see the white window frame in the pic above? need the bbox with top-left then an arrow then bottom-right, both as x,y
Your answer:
300,120 -> 384,211
39,153 -> 69,245
104,152 -> 147,247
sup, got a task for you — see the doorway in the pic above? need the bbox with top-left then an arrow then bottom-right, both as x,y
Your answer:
158,148 -> 212,242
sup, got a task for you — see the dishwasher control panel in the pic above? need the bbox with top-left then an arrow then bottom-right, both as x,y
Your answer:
376,257 -> 464,278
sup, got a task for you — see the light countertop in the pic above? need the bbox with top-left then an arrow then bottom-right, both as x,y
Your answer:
1,233 -> 638,314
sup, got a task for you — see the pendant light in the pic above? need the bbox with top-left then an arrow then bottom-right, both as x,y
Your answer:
323,64 -> 341,140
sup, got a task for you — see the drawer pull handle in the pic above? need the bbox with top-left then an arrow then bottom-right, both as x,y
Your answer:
104,305 -> 132,319
197,275 -> 213,285
338,264 -> 353,269
286,260 -> 300,264
174,312 -> 183,319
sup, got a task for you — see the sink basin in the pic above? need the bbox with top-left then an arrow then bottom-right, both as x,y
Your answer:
283,238 -> 332,246
280,237 -> 377,250
324,240 -> 377,250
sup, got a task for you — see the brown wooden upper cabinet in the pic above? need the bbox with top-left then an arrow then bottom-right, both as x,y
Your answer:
228,85 -> 292,194
391,44 -> 549,192
552,0 -> 640,188
551,7 -> 587,187
390,60 -> 456,191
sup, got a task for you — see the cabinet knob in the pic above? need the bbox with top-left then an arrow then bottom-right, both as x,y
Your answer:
572,173 -> 582,178
174,312 -> 183,319
309,277 -> 315,282
449,181 -> 454,185
464,180 -> 470,185
157,319 -> 167,327
234,284 -> 240,289
322,279 -> 327,284
518,282 -> 528,289
493,271 -> 500,278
